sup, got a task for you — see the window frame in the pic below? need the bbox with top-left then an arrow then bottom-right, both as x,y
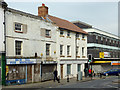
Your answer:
60,45 -> 63,55
46,44 -> 50,56
67,64 -> 71,75
15,23 -> 23,32
67,45 -> 70,56
45,29 -> 51,36
60,30 -> 64,35
15,40 -> 22,56
67,31 -> 70,37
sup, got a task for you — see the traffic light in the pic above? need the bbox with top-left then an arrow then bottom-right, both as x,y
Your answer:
88,54 -> 92,62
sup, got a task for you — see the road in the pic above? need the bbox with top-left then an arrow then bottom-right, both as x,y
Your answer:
55,76 -> 119,89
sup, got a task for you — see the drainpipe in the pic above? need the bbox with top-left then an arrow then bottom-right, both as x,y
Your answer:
1,1 -> 8,86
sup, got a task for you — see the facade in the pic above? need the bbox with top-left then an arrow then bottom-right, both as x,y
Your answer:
0,3 -> 88,85
73,21 -> 120,73
5,7 -> 58,84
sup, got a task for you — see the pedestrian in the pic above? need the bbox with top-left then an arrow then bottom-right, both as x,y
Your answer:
53,69 -> 59,82
88,69 -> 92,77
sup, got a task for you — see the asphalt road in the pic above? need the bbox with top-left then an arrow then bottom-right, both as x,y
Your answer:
56,76 -> 119,89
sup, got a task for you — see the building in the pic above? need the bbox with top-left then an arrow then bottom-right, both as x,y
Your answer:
5,4 -> 58,84
0,3 -> 88,85
73,21 -> 120,73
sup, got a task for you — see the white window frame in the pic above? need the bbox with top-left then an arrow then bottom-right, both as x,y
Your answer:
67,31 -> 70,37
46,29 -> 51,36
82,47 -> 84,56
60,45 -> 63,55
15,22 -> 23,32
46,43 -> 50,56
67,45 -> 70,56
60,30 -> 64,35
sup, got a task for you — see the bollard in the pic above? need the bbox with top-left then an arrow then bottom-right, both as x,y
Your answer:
67,75 -> 69,82
58,76 -> 60,83
100,73 -> 102,78
77,74 -> 78,81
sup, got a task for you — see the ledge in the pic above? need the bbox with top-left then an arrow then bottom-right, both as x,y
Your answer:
76,56 -> 80,58
60,35 -> 65,37
15,30 -> 23,33
67,36 -> 71,38
67,56 -> 72,57
82,56 -> 86,58
60,55 -> 65,57
76,38 -> 80,40
46,36 -> 51,38
82,39 -> 85,41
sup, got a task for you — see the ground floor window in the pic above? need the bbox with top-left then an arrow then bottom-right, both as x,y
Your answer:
67,64 -> 71,75
77,64 -> 81,73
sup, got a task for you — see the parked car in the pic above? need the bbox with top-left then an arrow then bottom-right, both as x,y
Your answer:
102,69 -> 120,76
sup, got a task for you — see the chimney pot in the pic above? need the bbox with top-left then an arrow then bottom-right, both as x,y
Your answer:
42,3 -> 45,6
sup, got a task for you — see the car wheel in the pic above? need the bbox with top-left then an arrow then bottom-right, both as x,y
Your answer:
118,73 -> 120,76
106,73 -> 108,76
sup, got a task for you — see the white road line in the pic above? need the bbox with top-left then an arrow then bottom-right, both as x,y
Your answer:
107,84 -> 118,88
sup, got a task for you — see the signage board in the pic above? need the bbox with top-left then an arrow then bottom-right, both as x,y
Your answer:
99,52 -> 104,58
7,59 -> 37,64
111,61 -> 120,65
99,52 -> 111,58
104,52 -> 111,57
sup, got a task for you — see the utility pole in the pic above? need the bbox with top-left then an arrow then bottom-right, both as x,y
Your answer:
1,1 -> 8,86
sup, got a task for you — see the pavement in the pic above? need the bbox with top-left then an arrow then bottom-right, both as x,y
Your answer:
1,76 -> 113,89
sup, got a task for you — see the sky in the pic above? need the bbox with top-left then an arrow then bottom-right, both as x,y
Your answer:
4,0 -> 119,36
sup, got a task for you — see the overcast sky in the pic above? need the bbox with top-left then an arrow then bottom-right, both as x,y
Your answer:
4,0 -> 118,36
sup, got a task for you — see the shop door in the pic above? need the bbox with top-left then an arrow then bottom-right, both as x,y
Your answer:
27,65 -> 32,83
61,64 -> 63,79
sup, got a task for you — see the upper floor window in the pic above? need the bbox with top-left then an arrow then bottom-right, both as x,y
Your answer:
76,33 -> 79,38
46,44 -> 50,56
67,31 -> 70,37
82,47 -> 84,56
46,29 -> 51,37
60,45 -> 63,55
101,37 -> 103,41
15,23 -> 22,32
76,46 -> 79,56
82,34 -> 85,39
67,45 -> 70,56
96,36 -> 98,40
15,40 -> 22,55
60,30 -> 64,35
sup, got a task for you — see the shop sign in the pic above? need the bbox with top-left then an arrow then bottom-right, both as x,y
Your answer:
111,61 -> 120,65
7,59 -> 37,64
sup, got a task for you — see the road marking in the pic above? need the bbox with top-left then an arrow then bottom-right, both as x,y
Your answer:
107,84 -> 118,88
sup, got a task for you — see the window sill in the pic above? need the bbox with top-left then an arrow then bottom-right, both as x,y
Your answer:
67,36 -> 71,38
76,56 -> 80,58
67,56 -> 71,57
82,39 -> 85,41
46,36 -> 51,38
76,38 -> 80,40
60,55 -> 65,57
60,35 -> 65,37
82,56 -> 86,58
15,30 -> 23,33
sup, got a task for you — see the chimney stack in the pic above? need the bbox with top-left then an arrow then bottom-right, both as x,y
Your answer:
38,3 -> 48,19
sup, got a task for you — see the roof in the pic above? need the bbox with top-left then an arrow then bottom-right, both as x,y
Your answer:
72,21 -> 92,29
48,15 -> 88,34
7,8 -> 43,20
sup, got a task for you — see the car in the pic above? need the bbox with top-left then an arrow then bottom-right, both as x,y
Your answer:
102,69 -> 120,76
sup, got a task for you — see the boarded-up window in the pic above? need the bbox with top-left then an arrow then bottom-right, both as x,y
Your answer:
41,28 -> 46,37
